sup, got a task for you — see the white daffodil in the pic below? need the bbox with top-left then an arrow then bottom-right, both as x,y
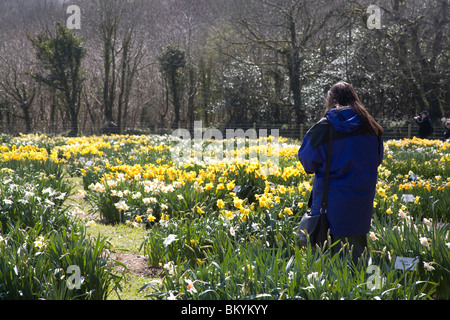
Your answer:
423,261 -> 435,272
163,234 -> 178,247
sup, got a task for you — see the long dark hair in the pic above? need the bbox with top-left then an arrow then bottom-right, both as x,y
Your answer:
324,81 -> 383,136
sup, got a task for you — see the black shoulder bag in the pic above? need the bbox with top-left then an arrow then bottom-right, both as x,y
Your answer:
297,124 -> 332,247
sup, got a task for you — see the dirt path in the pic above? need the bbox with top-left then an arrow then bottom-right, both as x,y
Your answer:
110,252 -> 162,278
65,177 -> 162,279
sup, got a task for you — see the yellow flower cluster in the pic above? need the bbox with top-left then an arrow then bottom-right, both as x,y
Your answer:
0,144 -> 49,162
4,134 -> 447,228
50,137 -> 112,160
44,134 -> 306,226
385,137 -> 449,149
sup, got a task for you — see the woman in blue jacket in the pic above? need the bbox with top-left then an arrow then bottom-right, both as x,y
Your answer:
298,81 -> 384,262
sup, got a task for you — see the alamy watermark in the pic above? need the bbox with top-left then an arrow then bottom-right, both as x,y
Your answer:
65,4 -> 382,31
171,121 -> 280,175
66,265 -> 83,290
66,5 -> 81,30
367,5 -> 382,30
366,265 -> 382,290
64,262 -> 386,291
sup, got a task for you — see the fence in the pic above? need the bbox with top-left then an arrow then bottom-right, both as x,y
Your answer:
150,123 -> 446,141
0,122 -> 446,141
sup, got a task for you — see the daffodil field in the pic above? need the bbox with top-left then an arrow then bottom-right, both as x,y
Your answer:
0,133 -> 449,300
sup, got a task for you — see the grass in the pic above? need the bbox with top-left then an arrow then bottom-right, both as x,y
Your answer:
86,223 -> 146,255
113,274 -> 156,300
86,215 -> 160,300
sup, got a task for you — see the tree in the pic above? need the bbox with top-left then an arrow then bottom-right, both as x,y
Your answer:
158,45 -> 187,129
387,0 -> 448,122
0,0 -> 446,134
29,23 -> 86,136
0,40 -> 38,133
82,0 -> 148,133
221,0 -> 351,124
351,0 -> 449,123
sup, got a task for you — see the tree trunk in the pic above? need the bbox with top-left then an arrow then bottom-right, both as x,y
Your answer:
171,68 -> 181,129
187,65 -> 197,129
21,103 -> 32,133
286,16 -> 303,124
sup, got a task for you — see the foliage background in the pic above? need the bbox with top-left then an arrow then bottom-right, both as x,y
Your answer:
0,0 -> 448,135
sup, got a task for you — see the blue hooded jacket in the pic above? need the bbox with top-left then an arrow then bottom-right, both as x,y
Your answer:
298,108 -> 384,236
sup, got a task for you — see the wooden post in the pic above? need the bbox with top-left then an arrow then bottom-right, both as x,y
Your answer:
407,124 -> 411,139
300,124 -> 304,141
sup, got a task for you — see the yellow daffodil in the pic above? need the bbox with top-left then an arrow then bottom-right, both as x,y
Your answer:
196,207 -> 205,214
226,181 -> 236,191
217,199 -> 225,209
205,183 -> 214,191
233,197 -> 244,209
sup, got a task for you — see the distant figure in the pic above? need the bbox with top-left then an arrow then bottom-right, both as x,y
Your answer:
101,121 -> 120,135
414,111 -> 433,139
444,119 -> 450,141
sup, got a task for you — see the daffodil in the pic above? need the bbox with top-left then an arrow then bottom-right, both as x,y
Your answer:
185,279 -> 197,294
163,234 -> 178,247
233,197 -> 244,209
163,261 -> 175,275
369,232 -> 378,241
217,199 -> 225,209
196,206 -> 205,214
398,209 -> 408,219
222,210 -> 233,220
197,258 -> 205,265
423,261 -> 435,271
34,236 -> 46,249
419,237 -> 431,249
86,220 -> 96,227
115,200 -> 129,212
205,182 -> 214,191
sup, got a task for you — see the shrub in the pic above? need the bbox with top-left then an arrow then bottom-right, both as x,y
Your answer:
0,226 -> 123,300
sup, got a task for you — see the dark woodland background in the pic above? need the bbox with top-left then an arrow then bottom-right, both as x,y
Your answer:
0,0 -> 448,137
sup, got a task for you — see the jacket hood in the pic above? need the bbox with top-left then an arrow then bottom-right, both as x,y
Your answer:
326,108 -> 361,133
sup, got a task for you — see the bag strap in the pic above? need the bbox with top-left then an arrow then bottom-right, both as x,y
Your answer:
320,124 -> 333,213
